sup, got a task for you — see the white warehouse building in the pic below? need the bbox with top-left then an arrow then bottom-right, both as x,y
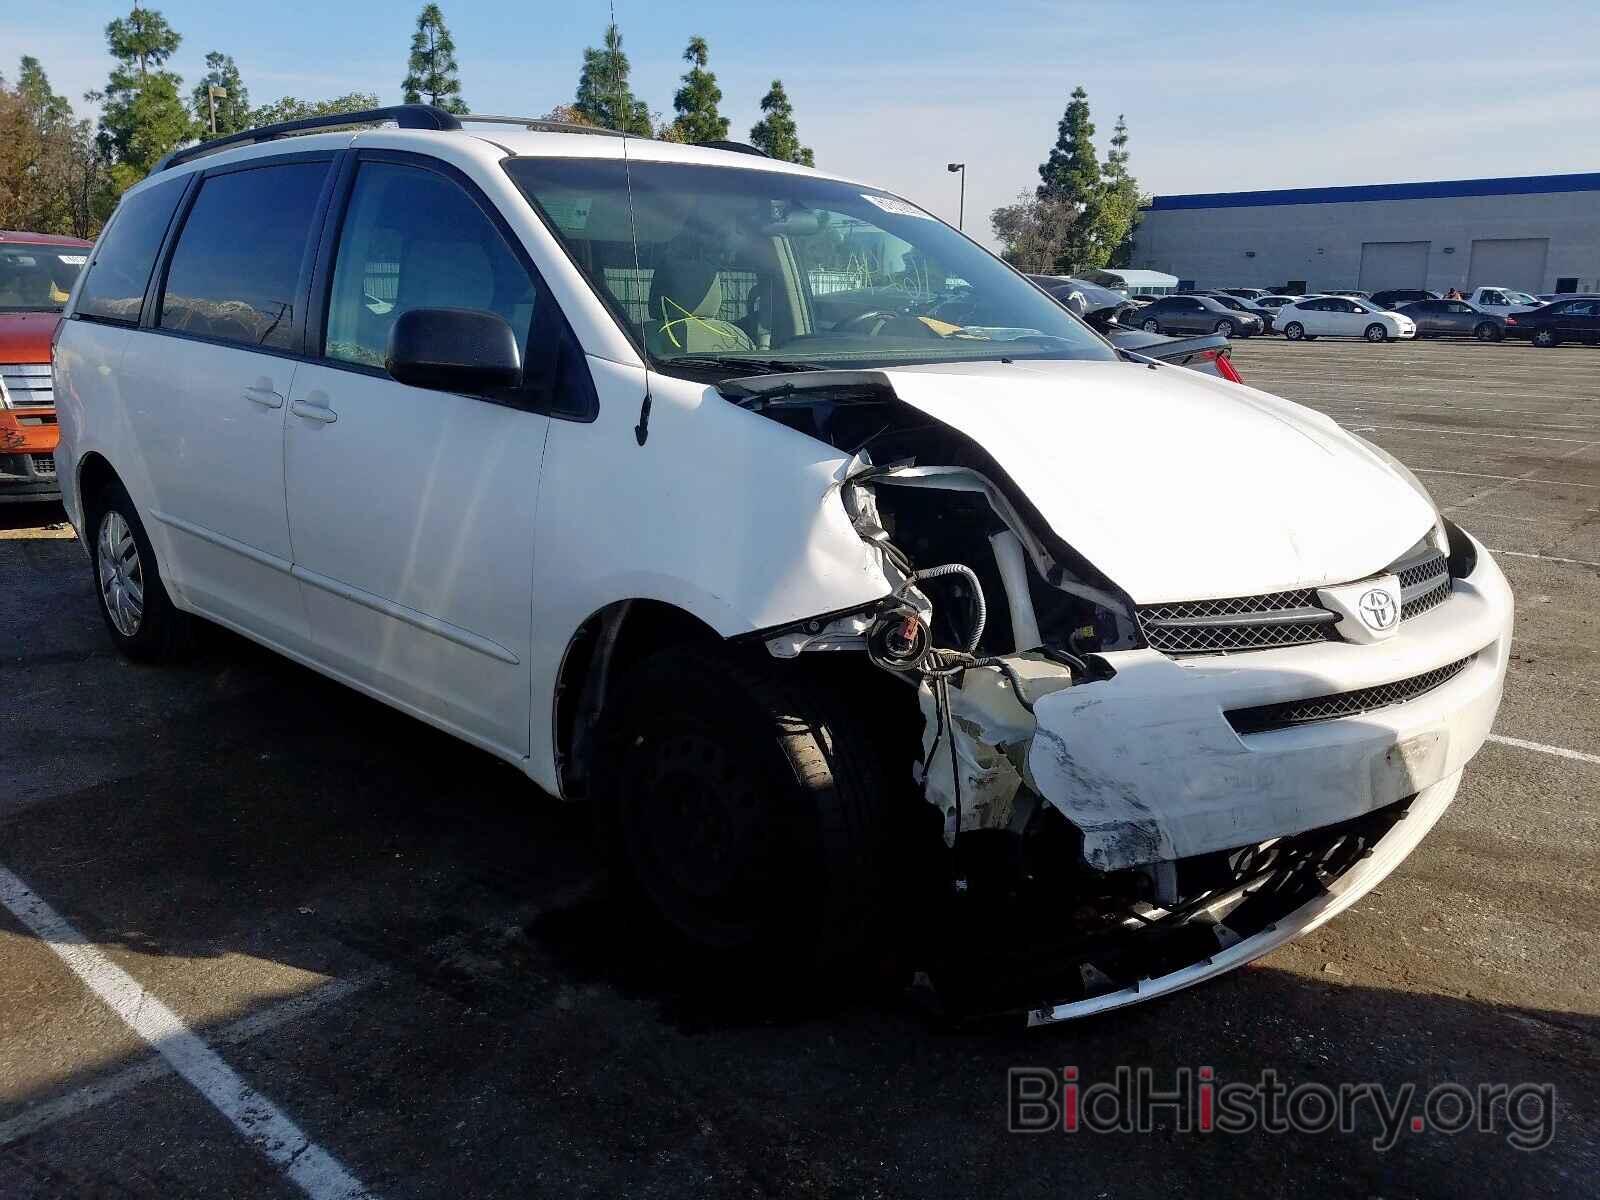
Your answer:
1130,173 -> 1600,296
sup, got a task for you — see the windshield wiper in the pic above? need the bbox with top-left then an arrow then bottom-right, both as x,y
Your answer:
662,355 -> 828,377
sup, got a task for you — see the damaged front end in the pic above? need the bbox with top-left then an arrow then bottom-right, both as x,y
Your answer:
730,367 -> 1508,1023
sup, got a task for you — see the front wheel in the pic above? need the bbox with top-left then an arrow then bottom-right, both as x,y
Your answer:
1533,327 -> 1559,348
1283,321 -> 1305,341
1141,317 -> 1161,333
1475,322 -> 1502,342
1364,323 -> 1389,343
1214,319 -> 1236,337
89,479 -> 189,661
593,647 -> 894,969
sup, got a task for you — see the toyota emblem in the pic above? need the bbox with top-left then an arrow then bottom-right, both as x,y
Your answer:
1358,587 -> 1398,631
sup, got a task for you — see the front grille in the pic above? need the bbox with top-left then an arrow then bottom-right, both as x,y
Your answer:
1402,580 -> 1450,620
1226,655 -> 1474,735
29,453 -> 55,476
1137,589 -> 1339,655
0,363 -> 53,409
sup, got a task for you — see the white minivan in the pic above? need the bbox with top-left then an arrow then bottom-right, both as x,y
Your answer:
56,106 -> 1512,1023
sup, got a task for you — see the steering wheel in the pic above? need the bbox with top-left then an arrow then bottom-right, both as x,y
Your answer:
838,309 -> 942,338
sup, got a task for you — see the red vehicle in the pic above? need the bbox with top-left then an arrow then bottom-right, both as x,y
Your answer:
1,230 -> 92,501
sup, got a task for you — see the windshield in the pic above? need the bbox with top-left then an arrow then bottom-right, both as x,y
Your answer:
0,241 -> 87,313
504,157 -> 1115,375
1507,291 -> 1537,305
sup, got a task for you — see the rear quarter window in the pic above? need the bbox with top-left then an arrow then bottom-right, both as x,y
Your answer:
75,176 -> 188,324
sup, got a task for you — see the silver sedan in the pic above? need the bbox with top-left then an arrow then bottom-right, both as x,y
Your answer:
1397,299 -> 1507,342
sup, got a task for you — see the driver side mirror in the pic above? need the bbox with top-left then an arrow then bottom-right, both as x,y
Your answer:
386,307 -> 523,394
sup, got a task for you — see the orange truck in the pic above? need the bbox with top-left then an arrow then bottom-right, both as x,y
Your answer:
1,230 -> 92,502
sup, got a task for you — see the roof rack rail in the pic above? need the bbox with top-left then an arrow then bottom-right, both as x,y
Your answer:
458,114 -> 626,138
699,140 -> 770,158
152,103 -> 462,173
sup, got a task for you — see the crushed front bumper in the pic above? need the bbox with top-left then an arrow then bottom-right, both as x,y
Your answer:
0,407 -> 61,501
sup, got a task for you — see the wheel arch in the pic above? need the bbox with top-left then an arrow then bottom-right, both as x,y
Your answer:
75,451 -> 122,524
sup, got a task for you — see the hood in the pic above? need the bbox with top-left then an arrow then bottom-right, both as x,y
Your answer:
0,312 -> 62,363
879,359 -> 1436,604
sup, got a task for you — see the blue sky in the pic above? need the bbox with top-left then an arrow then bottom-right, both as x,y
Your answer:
7,1 -> 1597,246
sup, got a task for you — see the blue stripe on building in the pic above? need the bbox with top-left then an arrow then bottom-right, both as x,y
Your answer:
1149,173 -> 1600,211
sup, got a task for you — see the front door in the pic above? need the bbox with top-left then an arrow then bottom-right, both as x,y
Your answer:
123,157 -> 333,647
283,156 -> 554,757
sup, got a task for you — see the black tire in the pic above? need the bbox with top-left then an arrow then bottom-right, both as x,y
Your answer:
1364,323 -> 1388,343
87,478 -> 189,662
1533,326 -> 1559,348
1283,321 -> 1305,341
1475,322 -> 1502,342
1214,319 -> 1236,337
592,646 -> 893,969
1141,317 -> 1160,333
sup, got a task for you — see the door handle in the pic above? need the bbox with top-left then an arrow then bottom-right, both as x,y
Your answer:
243,385 -> 285,409
290,399 -> 338,424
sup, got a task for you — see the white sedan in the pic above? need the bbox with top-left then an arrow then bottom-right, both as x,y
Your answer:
1277,295 -> 1417,343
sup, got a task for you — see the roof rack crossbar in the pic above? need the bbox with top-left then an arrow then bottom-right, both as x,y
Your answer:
153,103 -> 462,173
457,114 -> 626,138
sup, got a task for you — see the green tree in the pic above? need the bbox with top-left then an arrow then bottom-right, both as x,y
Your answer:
247,92 -> 382,126
1035,85 -> 1103,272
573,23 -> 651,135
1098,113 -> 1142,269
90,5 -> 194,195
18,57 -> 72,128
749,79 -> 813,166
402,4 -> 468,113
669,36 -> 729,144
190,52 -> 249,135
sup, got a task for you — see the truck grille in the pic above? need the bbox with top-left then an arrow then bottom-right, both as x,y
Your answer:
1225,655 -> 1474,735
1139,540 -> 1454,656
1137,589 -> 1339,654
30,453 -> 55,476
0,363 -> 53,409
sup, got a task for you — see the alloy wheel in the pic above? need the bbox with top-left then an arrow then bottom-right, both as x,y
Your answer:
97,510 -> 144,637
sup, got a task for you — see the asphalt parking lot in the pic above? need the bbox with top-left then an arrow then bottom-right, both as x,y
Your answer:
3,337 -> 1598,1198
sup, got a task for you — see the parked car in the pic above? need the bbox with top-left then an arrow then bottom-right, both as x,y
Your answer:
1202,291 -> 1279,332
1396,299 -> 1505,341
1218,287 -> 1269,300
1134,293 -> 1263,337
1326,289 -> 1373,301
1101,326 -> 1244,381
1370,288 -> 1438,310
1467,286 -> 1541,317
1026,274 -> 1135,323
1277,295 -> 1417,342
1504,298 -> 1600,347
1254,294 -> 1299,312
1,231 -> 91,501
55,104 -> 1511,1023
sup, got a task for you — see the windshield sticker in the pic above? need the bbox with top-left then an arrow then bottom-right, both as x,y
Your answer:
58,254 -> 88,265
860,193 -> 933,219
541,197 -> 591,231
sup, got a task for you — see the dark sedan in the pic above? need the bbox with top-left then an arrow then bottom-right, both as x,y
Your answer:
1398,299 -> 1506,341
1504,298 -> 1600,347
1371,288 -> 1438,309
1203,291 -> 1278,332
1135,294 -> 1263,337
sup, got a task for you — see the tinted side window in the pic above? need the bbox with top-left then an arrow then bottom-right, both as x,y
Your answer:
159,161 -> 328,351
75,176 -> 187,324
324,161 -> 539,371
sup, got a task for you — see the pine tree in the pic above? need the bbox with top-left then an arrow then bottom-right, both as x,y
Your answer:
573,23 -> 651,135
749,79 -> 813,166
1099,114 -> 1142,269
1036,86 -> 1104,272
669,36 -> 729,144
402,4 -> 468,114
189,52 -> 249,135
91,4 -> 194,192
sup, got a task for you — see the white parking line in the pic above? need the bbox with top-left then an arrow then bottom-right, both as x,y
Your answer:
1411,468 -> 1600,492
0,868 -> 376,1200
0,966 -> 382,1149
1489,548 -> 1600,569
1488,734 -> 1600,767
1358,424 -> 1598,445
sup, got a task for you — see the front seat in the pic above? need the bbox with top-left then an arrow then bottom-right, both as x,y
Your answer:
644,256 -> 754,356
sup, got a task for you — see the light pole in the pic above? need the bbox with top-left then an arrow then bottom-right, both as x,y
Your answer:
207,85 -> 228,135
946,162 -> 965,231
